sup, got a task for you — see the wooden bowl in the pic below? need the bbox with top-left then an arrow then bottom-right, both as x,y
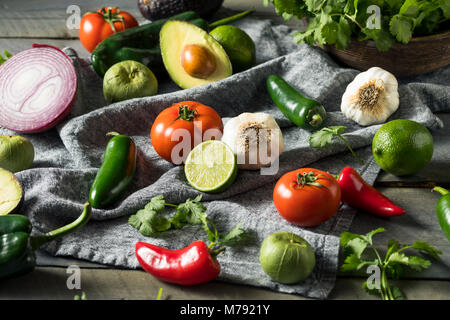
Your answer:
322,30 -> 450,78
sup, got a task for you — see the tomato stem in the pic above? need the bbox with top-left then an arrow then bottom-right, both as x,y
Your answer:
171,106 -> 198,124
98,7 -> 125,33
295,171 -> 327,189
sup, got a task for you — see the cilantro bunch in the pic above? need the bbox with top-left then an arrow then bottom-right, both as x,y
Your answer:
129,195 -> 245,247
264,0 -> 450,51
340,228 -> 442,300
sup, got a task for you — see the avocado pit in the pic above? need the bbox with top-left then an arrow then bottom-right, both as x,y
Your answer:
181,44 -> 216,79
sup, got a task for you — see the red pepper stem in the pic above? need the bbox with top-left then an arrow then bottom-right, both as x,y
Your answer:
433,186 -> 449,196
209,247 -> 226,261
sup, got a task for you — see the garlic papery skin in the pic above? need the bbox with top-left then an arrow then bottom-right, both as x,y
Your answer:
341,67 -> 399,126
221,112 -> 284,170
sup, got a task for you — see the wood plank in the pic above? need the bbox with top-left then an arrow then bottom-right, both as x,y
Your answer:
0,0 -> 302,39
0,267 -> 308,300
0,266 -> 448,300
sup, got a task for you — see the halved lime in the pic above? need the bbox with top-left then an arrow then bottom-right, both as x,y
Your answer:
184,140 -> 237,193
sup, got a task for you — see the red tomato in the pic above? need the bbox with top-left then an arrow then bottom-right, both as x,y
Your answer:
273,168 -> 341,227
150,101 -> 223,164
79,7 -> 138,53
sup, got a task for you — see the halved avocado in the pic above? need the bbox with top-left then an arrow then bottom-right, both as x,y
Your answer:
0,168 -> 23,215
160,20 -> 232,89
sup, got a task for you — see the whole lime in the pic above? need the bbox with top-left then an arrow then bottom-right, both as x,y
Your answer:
259,232 -> 315,284
209,25 -> 256,73
372,119 -> 434,176
103,60 -> 158,103
0,135 -> 34,173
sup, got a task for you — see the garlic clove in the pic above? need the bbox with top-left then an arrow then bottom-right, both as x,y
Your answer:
221,112 -> 284,170
341,67 -> 399,126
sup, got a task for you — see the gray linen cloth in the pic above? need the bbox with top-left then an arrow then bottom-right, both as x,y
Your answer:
1,16 -> 448,299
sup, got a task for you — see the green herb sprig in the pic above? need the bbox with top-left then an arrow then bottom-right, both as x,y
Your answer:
340,228 -> 442,300
129,195 -> 245,246
308,125 -> 364,165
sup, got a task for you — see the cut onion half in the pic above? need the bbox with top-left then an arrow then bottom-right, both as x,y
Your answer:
0,44 -> 77,133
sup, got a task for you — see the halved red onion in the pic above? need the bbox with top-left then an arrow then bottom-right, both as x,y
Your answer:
0,44 -> 77,133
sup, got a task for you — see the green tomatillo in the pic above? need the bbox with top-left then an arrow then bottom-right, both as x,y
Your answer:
0,135 -> 34,173
103,60 -> 158,103
259,232 -> 316,284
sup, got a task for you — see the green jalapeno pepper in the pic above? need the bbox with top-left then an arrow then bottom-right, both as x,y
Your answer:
433,186 -> 450,241
266,74 -> 327,130
89,132 -> 137,209
91,10 -> 253,77
0,202 -> 91,280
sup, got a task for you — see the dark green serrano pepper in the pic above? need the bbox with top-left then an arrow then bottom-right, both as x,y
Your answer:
433,187 -> 450,241
89,132 -> 137,209
266,74 -> 327,130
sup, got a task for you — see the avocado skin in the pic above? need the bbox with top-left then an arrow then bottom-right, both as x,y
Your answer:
138,0 -> 224,21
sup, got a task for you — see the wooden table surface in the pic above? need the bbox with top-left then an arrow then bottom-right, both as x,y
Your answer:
0,0 -> 449,300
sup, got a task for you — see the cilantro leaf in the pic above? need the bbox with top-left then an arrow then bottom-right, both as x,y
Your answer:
388,252 -> 431,271
410,241 -> 442,260
390,15 -> 414,43
128,209 -> 160,236
308,126 -> 347,148
399,0 -> 420,17
385,238 -> 401,260
170,195 -> 206,227
219,222 -> 245,246
362,227 -> 385,245
305,0 -> 325,12
340,253 -> 378,272
340,231 -> 363,247
273,0 -> 309,18
441,0 -> 450,19
144,195 -> 166,213
336,16 -> 352,49
344,237 -> 369,258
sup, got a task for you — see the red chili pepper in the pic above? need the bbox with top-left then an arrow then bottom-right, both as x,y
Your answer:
337,166 -> 405,217
135,240 -> 222,285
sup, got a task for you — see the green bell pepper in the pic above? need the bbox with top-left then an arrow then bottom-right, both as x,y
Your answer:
266,74 -> 327,130
433,187 -> 450,241
89,132 -> 137,209
91,10 -> 253,77
0,202 -> 91,280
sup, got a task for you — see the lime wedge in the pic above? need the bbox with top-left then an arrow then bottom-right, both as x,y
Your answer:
184,140 -> 237,193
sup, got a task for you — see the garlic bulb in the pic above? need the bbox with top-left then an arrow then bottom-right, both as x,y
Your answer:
221,112 -> 284,170
341,67 -> 399,126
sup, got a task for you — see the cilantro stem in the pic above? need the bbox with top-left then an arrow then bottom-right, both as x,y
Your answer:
164,203 -> 178,208
156,288 -> 163,300
381,267 -> 394,300
329,14 -> 363,30
335,134 -> 365,165
344,13 -> 363,29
